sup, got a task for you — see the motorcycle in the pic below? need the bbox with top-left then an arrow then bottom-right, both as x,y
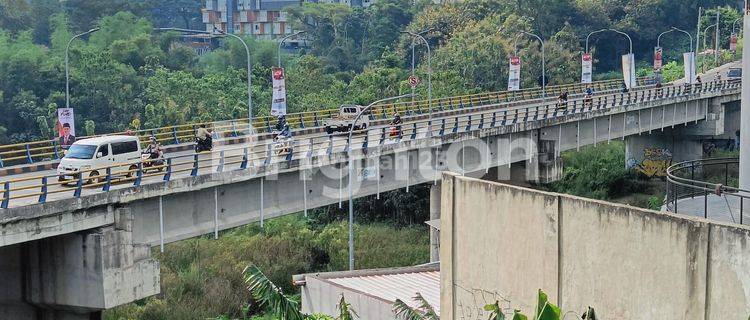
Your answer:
195,136 -> 213,153
271,131 -> 293,156
388,125 -> 402,139
141,150 -> 165,173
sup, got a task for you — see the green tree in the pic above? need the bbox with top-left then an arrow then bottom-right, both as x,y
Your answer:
84,120 -> 96,136
62,0 -> 151,32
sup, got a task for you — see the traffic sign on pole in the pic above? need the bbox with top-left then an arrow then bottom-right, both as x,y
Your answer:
408,75 -> 421,87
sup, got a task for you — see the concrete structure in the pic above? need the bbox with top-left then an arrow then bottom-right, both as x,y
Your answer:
0,81 -> 740,318
625,99 -> 740,178
0,207 -> 159,319
740,6 -> 750,190
203,0 -> 297,40
202,0 -> 373,40
295,263 -> 439,319
440,172 -> 750,319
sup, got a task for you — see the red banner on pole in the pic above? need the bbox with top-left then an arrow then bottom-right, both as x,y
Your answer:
653,47 -> 663,71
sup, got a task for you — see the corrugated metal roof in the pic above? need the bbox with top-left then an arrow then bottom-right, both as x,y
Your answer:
325,269 -> 441,315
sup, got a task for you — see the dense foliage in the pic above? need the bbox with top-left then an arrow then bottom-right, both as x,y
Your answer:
0,0 -> 740,144
104,214 -> 429,320
0,1 -> 742,318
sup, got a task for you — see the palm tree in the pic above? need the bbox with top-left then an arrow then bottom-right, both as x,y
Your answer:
243,264 -> 360,320
392,292 -> 439,320
243,264 -> 305,320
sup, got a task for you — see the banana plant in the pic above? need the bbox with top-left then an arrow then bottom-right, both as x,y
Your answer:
485,301 -> 527,320
581,306 -> 597,320
485,290 -> 576,320
393,292 -> 439,320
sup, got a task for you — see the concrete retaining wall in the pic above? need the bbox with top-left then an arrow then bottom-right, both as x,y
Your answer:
440,172 -> 750,320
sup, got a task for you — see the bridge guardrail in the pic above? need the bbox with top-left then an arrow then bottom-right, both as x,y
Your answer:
0,78 -> 640,169
666,157 -> 748,224
0,79 -> 738,209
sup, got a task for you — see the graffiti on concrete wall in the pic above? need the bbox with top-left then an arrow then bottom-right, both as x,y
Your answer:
628,147 -> 672,178
454,285 -> 513,320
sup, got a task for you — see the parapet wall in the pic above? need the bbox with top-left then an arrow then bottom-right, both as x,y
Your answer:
440,172 -> 750,320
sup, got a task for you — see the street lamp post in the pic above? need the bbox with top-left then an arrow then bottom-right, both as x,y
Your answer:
584,28 -> 633,85
277,31 -> 305,68
733,18 -> 742,36
514,31 -> 546,98
401,30 -> 433,136
214,27 -> 254,133
154,27 -> 254,133
702,24 -> 718,73
715,11 -> 721,67
732,18 -> 742,59
656,27 -> 694,75
346,93 -> 417,271
65,28 -> 100,109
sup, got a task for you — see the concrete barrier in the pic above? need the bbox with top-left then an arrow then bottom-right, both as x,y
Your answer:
440,172 -> 750,320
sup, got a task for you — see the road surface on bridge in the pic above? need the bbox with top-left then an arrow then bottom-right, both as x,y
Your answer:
0,63 -> 736,209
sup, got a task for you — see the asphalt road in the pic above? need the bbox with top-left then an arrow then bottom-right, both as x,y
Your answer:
0,62 -> 736,208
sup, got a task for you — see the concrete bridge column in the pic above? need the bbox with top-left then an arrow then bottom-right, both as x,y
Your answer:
0,208 -> 159,320
625,127 -> 703,178
429,184 -> 440,262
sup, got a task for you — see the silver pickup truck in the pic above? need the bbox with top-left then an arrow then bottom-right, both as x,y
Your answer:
323,104 -> 370,134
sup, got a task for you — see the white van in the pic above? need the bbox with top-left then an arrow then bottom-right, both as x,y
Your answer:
57,135 -> 142,183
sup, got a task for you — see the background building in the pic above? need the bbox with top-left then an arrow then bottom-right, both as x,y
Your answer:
202,0 -> 372,40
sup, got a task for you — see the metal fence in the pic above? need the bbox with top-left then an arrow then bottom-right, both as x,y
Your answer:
0,78 -> 637,169
0,79 -> 739,209
666,157 -> 748,225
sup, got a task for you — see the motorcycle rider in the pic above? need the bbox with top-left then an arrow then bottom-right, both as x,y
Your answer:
556,91 -> 569,109
583,85 -> 594,107
390,112 -> 403,137
144,136 -> 164,163
196,124 -> 212,151
275,115 -> 290,139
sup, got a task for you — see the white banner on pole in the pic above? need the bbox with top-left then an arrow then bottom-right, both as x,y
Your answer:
271,67 -> 287,116
508,56 -> 521,91
683,52 -> 696,84
56,108 -> 76,149
581,52 -> 593,84
622,53 -> 636,89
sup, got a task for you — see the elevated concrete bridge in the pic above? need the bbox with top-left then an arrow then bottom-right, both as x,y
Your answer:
0,75 -> 741,319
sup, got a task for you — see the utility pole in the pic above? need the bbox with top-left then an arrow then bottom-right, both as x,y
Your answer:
715,11 -> 721,67
740,0 -> 750,190
696,7 -> 702,61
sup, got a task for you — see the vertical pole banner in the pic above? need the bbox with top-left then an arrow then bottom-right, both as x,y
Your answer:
581,52 -> 593,84
508,55 -> 521,91
622,53 -> 636,89
731,33 -> 738,52
271,67 -> 287,116
56,108 -> 76,149
683,52 -> 696,84
653,47 -> 663,71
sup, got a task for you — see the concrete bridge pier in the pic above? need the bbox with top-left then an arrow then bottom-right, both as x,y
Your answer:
625,127 -> 704,178
0,208 -> 159,320
429,184 -> 440,263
